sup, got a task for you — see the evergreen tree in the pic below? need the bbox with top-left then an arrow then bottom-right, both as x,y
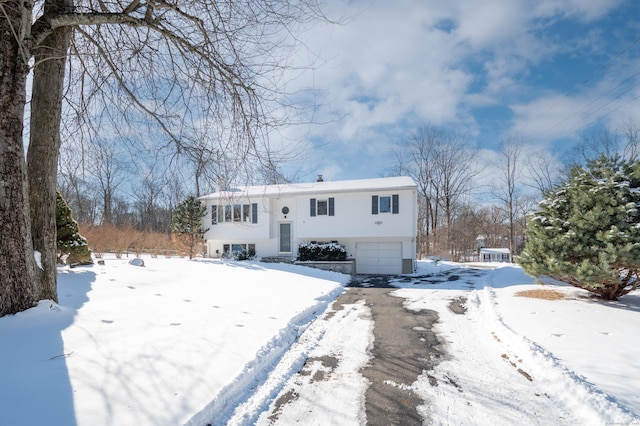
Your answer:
172,196 -> 208,259
519,155 -> 640,300
56,191 -> 92,265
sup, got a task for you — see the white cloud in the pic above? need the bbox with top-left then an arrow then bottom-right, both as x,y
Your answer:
454,0 -> 529,48
534,0 -> 623,22
274,0 -> 637,180
509,57 -> 640,143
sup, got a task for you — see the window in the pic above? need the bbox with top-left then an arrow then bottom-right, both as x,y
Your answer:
223,243 -> 256,258
215,203 -> 258,223
379,196 -> 391,213
310,197 -> 335,216
317,200 -> 328,215
252,203 -> 258,224
372,194 -> 399,215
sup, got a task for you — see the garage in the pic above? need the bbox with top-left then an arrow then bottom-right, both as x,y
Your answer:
356,242 -> 403,275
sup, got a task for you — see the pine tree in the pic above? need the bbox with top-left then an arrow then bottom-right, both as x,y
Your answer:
56,191 -> 92,266
518,155 -> 640,300
172,196 -> 208,259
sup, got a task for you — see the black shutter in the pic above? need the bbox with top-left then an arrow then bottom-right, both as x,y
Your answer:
212,204 -> 217,225
252,203 -> 258,224
328,197 -> 335,216
372,195 -> 378,215
310,198 -> 316,216
392,194 -> 399,214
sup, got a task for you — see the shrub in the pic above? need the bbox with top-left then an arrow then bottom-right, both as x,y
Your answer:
56,191 -> 92,265
222,246 -> 256,261
518,155 -> 640,300
298,242 -> 347,261
79,224 -> 198,258
234,247 -> 256,261
172,196 -> 208,259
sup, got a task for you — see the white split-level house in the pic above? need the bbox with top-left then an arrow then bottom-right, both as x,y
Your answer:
198,176 -> 418,274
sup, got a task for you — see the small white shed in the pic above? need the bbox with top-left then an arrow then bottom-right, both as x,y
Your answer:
479,248 -> 511,263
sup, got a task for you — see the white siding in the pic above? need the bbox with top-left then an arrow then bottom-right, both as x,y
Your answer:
295,190 -> 415,239
199,177 -> 418,268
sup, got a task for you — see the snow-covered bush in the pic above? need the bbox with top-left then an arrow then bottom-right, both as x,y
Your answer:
224,246 -> 256,261
518,155 -> 640,300
298,242 -> 347,261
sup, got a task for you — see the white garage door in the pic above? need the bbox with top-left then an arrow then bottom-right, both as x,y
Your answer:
356,242 -> 402,275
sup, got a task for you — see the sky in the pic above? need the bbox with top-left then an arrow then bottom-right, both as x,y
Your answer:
279,0 -> 640,182
1,257 -> 638,425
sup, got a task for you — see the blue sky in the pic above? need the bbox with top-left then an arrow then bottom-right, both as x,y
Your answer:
278,0 -> 640,182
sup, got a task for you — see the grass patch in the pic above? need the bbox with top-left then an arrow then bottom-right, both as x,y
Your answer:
515,289 -> 565,300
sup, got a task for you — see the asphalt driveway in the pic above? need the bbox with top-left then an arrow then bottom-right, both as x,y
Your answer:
263,269 -> 486,424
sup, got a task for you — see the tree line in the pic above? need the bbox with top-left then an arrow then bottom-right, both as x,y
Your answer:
57,119 -> 640,267
390,121 -> 640,262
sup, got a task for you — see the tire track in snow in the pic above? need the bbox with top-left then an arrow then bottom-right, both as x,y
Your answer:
185,286 -> 345,426
472,269 -> 640,425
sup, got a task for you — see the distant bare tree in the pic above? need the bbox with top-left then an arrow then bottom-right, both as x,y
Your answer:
450,202 -> 484,262
620,116 -> 640,160
432,130 -> 478,255
58,146 -> 98,224
495,136 -> 523,257
397,126 -> 478,258
563,121 -> 640,176
515,194 -> 538,254
571,127 -> 620,167
87,141 -> 127,225
133,172 -> 171,234
477,205 -> 510,249
526,149 -> 562,196
402,127 -> 440,257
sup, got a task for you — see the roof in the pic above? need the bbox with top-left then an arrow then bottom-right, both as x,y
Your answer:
199,176 -> 417,200
479,248 -> 511,254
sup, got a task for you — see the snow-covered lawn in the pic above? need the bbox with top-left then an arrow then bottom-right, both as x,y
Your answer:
395,263 -> 640,425
1,257 -> 639,425
0,257 -> 347,425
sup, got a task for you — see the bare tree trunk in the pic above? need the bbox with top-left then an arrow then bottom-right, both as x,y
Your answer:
497,137 -> 522,258
527,149 -> 560,196
2,0 -> 329,316
27,0 -> 73,302
0,1 -> 39,316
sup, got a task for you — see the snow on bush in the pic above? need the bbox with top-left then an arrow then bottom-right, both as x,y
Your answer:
298,242 -> 347,261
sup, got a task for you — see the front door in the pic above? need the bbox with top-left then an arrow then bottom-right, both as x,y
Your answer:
279,223 -> 292,254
